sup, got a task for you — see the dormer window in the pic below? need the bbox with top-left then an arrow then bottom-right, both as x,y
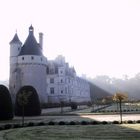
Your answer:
22,57 -> 24,60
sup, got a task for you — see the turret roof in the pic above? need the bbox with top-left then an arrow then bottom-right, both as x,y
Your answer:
19,26 -> 42,56
10,33 -> 22,44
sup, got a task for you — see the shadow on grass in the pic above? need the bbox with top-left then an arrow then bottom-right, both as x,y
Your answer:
42,112 -> 140,139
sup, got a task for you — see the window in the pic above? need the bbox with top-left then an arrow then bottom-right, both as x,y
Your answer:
61,90 -> 63,94
50,87 -> 54,94
55,67 -> 58,74
40,57 -> 42,61
50,78 -> 54,83
61,70 -> 63,74
22,57 -> 24,60
61,79 -> 63,83
65,87 -> 67,94
31,56 -> 34,60
46,67 -> 49,74
50,68 -> 55,74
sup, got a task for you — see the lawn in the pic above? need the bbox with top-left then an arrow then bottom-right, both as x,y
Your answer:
0,124 -> 140,140
92,103 -> 140,113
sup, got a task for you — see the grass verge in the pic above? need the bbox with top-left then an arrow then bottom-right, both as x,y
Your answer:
0,124 -> 140,140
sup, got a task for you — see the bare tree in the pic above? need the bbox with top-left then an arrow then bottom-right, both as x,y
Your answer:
113,92 -> 128,123
17,90 -> 32,126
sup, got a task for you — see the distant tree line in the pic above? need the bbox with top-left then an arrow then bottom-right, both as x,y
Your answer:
88,73 -> 140,100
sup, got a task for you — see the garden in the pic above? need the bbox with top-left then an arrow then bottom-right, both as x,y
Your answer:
1,84 -> 140,139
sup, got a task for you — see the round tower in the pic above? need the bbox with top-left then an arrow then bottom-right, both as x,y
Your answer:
10,33 -> 22,57
9,33 -> 22,100
17,25 -> 48,103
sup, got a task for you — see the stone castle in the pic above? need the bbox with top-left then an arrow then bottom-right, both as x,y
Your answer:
9,25 -> 91,104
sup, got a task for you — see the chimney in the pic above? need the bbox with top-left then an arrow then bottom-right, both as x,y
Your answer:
39,32 -> 43,50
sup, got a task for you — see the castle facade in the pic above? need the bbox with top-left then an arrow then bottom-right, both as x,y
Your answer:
9,25 -> 91,104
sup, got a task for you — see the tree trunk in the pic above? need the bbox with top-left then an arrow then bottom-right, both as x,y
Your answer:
117,102 -> 119,112
22,105 -> 24,126
119,100 -> 122,124
61,104 -> 63,114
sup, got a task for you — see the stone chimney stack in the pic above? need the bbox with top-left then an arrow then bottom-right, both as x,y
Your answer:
39,32 -> 43,50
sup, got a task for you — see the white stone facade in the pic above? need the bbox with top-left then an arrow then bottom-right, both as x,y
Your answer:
9,26 -> 91,104
46,56 -> 91,103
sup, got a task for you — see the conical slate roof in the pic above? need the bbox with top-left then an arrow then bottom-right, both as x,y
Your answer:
10,33 -> 22,44
19,25 -> 42,56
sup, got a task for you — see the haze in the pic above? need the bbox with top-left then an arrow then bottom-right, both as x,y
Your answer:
0,0 -> 140,80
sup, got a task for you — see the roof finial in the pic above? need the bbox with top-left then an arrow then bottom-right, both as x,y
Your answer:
29,24 -> 34,34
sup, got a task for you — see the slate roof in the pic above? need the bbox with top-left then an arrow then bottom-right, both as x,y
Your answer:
19,25 -> 42,56
10,33 -> 22,44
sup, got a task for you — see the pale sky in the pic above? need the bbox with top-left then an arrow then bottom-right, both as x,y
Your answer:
0,0 -> 140,80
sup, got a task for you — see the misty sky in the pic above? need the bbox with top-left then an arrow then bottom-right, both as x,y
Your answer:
0,0 -> 140,80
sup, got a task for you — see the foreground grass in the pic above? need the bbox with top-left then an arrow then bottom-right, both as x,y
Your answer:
0,124 -> 140,140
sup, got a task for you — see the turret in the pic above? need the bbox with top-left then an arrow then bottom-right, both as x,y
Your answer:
9,33 -> 22,101
9,33 -> 22,57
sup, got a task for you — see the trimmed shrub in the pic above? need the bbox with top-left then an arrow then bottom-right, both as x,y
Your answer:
127,120 -> 133,124
38,122 -> 45,126
0,85 -> 13,120
13,124 -> 21,128
0,126 -> 4,131
112,121 -> 119,124
4,124 -> 12,129
136,120 -> 140,123
48,121 -> 55,125
81,121 -> 88,125
91,121 -> 100,125
27,122 -> 35,127
70,102 -> 77,110
15,86 -> 41,116
87,101 -> 92,107
58,121 -> 66,125
69,121 -> 76,125
102,121 -> 108,125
